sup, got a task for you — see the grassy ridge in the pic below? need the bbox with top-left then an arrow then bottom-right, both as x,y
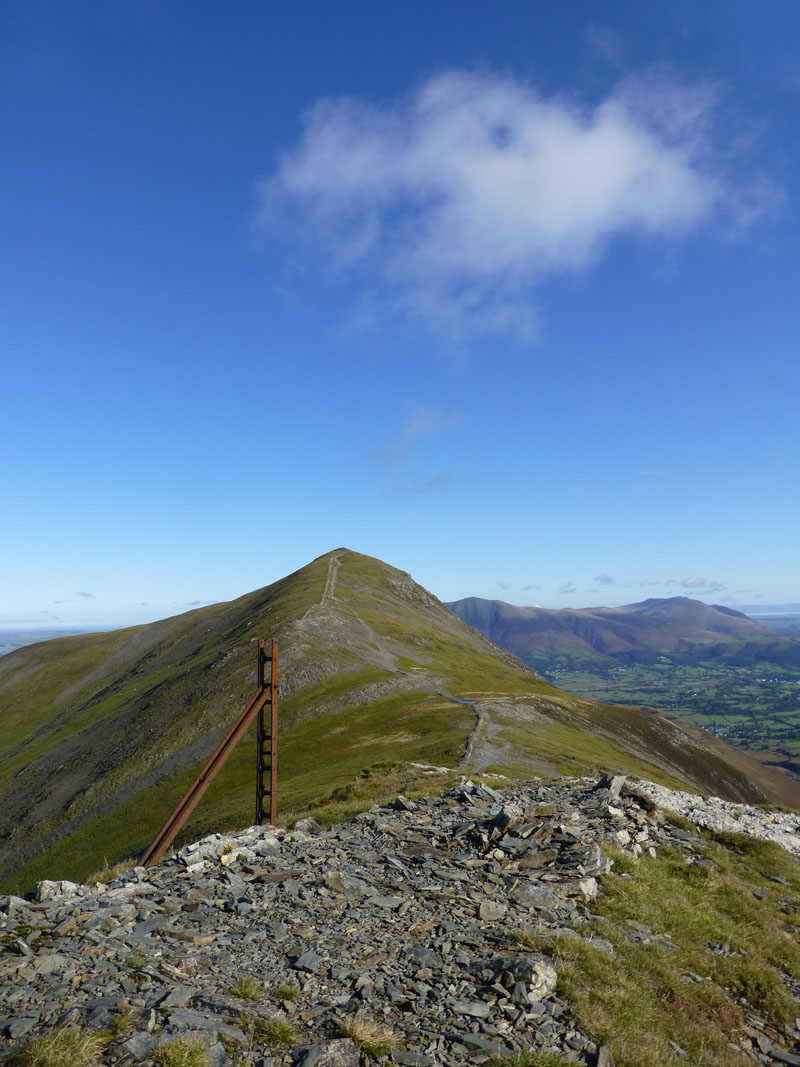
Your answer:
3,548 -> 798,894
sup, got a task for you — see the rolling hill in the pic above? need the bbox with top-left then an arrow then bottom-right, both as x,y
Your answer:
3,551 -> 799,894
447,595 -> 800,670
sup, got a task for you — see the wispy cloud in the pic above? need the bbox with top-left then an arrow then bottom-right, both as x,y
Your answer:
393,471 -> 453,497
585,25 -> 624,68
258,68 -> 771,340
372,404 -> 460,465
667,577 -> 727,593
498,581 -> 512,592
594,574 -> 616,585
76,591 -> 95,599
559,583 -> 577,595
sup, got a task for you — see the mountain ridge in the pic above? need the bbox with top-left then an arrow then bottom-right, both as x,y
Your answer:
446,594 -> 800,669
3,551 -> 799,893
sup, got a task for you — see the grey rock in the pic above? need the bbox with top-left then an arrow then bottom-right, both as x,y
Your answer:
157,985 -> 198,1008
207,1044 -> 233,1067
122,1031 -> 159,1059
451,999 -> 491,1018
293,948 -> 323,972
596,774 -> 627,798
478,900 -> 507,920
4,1017 -> 38,1039
294,818 -> 324,835
297,1039 -> 360,1067
367,895 -> 404,909
34,954 -> 70,975
461,1034 -> 514,1056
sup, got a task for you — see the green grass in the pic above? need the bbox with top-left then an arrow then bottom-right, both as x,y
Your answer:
253,1016 -> 298,1048
10,1028 -> 106,1067
544,660 -> 800,757
152,1037 -> 210,1067
228,975 -> 264,1001
522,830 -> 800,1067
336,1014 -> 402,1057
271,983 -> 300,1002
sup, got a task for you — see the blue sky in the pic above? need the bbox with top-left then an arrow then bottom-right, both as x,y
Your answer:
2,1 -> 798,628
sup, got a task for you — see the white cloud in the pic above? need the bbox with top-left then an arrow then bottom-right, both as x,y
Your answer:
258,68 -> 768,340
594,574 -> 616,585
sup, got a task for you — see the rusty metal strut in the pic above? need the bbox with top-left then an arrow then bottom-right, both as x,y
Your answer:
140,639 -> 278,867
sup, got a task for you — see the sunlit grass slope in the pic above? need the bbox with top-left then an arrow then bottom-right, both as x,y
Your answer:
1,548 -> 795,893
521,822 -> 800,1067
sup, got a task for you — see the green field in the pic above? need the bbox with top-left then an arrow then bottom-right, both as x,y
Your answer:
540,658 -> 800,758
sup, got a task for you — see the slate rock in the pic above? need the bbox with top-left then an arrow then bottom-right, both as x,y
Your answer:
297,1038 -> 361,1067
294,818 -> 324,835
4,1017 -> 38,1039
122,1031 -> 159,1060
293,949 -> 323,973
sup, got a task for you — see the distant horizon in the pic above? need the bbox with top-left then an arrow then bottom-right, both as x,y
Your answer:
3,595 -> 800,640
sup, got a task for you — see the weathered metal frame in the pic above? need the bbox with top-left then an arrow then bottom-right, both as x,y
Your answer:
140,639 -> 277,867
255,639 -> 278,827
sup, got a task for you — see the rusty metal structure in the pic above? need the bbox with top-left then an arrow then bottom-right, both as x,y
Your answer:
140,639 -> 278,868
255,638 -> 278,827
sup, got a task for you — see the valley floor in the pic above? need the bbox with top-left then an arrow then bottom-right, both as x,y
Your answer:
544,661 -> 800,765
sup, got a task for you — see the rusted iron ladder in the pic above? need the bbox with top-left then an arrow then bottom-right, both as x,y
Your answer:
255,638 -> 278,827
140,639 -> 278,867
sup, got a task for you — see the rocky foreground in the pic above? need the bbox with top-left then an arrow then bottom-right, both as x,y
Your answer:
3,775 -> 800,1067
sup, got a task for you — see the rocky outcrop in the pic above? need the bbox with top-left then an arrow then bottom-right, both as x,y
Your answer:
2,775 -> 800,1066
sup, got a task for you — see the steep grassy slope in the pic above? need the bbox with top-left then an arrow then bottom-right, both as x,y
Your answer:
2,549 -> 798,893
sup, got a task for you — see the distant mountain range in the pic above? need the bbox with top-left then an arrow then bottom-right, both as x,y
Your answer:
447,595 -> 800,670
3,552 -> 797,894
0,629 -> 87,658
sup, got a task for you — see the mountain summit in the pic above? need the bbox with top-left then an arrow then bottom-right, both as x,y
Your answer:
2,551 -> 797,892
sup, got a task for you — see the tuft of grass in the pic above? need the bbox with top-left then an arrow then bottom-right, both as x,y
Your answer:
228,975 -> 264,1001
253,1016 -> 298,1048
489,1052 -> 573,1067
108,1009 -> 139,1041
11,1028 -> 106,1067
86,857 -> 136,884
124,951 -> 146,971
662,810 -> 697,832
303,760 -> 458,829
337,1013 -> 402,1058
152,1036 -> 210,1067
271,983 -> 300,1002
